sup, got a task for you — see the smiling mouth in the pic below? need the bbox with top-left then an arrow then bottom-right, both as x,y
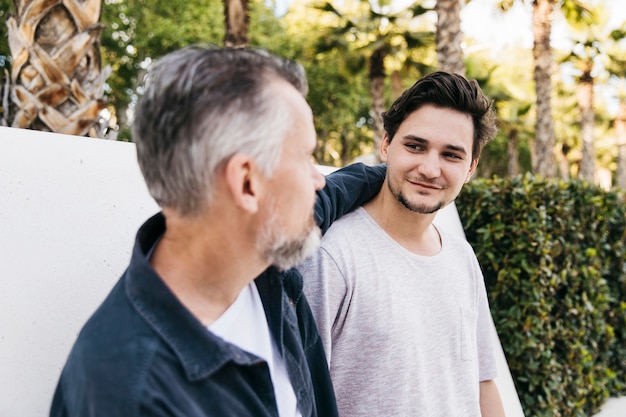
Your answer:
408,179 -> 444,191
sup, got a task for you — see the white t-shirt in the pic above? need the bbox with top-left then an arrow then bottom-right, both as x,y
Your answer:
208,283 -> 302,417
298,207 -> 497,417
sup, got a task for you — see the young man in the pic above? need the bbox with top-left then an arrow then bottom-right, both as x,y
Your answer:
299,72 -> 506,417
50,46 -> 384,417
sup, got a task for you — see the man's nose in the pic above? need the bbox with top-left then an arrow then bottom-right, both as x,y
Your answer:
312,165 -> 326,190
417,152 -> 441,178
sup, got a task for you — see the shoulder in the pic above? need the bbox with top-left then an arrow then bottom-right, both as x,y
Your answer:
299,209 -> 381,288
438,227 -> 476,255
80,276 -> 157,349
438,227 -> 482,270
325,207 -> 365,231
56,277 -> 163,411
321,208 -> 373,248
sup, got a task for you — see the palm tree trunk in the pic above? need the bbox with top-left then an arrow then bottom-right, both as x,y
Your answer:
435,0 -> 466,75
507,128 -> 519,177
532,0 -> 557,177
577,68 -> 595,182
1,69 -> 9,126
615,100 -> 626,189
390,70 -> 402,101
224,0 -> 249,48
369,46 -> 387,163
7,0 -> 109,137
558,143 -> 571,179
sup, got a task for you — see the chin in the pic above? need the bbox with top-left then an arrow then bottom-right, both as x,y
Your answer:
398,194 -> 444,214
268,227 -> 322,271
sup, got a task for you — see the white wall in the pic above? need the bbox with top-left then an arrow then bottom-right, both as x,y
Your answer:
0,127 -> 159,416
0,126 -> 523,417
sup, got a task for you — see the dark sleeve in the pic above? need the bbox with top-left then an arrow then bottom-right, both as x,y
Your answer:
314,162 -> 386,235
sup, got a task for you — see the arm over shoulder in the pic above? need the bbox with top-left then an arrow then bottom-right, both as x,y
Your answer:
314,163 -> 385,235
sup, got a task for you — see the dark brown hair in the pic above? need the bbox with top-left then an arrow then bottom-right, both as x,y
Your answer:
382,71 -> 497,161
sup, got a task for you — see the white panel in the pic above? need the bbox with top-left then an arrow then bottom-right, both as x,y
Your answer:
0,127 -> 158,416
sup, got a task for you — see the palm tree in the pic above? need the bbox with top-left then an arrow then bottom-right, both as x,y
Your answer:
224,0 -> 249,47
530,0 -> 557,177
497,0 -> 593,177
312,0 -> 433,161
615,98 -> 626,189
602,24 -> 626,190
465,53 -> 535,178
500,102 -> 534,177
7,0 -> 109,137
563,38 -> 598,182
607,73 -> 626,191
435,0 -> 465,75
561,6 -> 626,184
369,44 -> 387,156
0,0 -> 11,125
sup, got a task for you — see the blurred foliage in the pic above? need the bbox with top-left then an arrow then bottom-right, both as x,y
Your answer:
0,0 -> 10,59
457,175 -> 626,415
286,0 -> 435,165
1,0 -> 13,125
2,0 -> 625,181
466,50 -> 534,177
100,0 -> 288,140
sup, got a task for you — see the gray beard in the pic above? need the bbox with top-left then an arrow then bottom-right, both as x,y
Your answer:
258,212 -> 321,271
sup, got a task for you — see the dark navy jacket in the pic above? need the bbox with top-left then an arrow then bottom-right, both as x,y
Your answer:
50,163 -> 385,417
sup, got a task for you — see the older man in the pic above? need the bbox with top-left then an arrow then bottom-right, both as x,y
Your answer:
50,46 -> 384,417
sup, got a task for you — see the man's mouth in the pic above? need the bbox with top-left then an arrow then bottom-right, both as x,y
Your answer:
408,178 -> 444,191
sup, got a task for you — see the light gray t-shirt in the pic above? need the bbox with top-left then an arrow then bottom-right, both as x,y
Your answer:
298,207 -> 497,417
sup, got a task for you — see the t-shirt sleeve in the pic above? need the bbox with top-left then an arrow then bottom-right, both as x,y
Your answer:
474,255 -> 499,382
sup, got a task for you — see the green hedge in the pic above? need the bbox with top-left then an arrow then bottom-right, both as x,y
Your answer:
456,174 -> 626,417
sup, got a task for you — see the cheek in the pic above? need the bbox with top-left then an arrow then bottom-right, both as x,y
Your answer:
452,169 -> 471,190
392,150 -> 417,167
463,163 -> 476,182
286,170 -> 316,209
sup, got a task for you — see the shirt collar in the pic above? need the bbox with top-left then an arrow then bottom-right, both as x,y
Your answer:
125,213 -> 267,381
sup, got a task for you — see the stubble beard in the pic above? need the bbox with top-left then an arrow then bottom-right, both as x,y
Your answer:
257,209 -> 321,271
390,180 -> 445,214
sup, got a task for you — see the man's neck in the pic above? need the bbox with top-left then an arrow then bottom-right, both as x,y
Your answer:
364,187 -> 442,256
150,213 -> 268,326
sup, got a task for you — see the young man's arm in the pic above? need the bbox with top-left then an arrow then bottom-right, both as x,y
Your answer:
480,380 -> 506,417
314,163 -> 386,235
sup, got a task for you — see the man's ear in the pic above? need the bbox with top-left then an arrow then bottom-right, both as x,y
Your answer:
380,133 -> 390,163
465,159 -> 479,183
224,154 -> 261,213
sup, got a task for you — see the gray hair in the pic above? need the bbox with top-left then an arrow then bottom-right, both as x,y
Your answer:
132,45 -> 308,215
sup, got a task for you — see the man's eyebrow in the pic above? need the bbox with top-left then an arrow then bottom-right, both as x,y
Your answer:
403,135 -> 468,155
445,144 -> 468,155
403,135 -> 427,143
